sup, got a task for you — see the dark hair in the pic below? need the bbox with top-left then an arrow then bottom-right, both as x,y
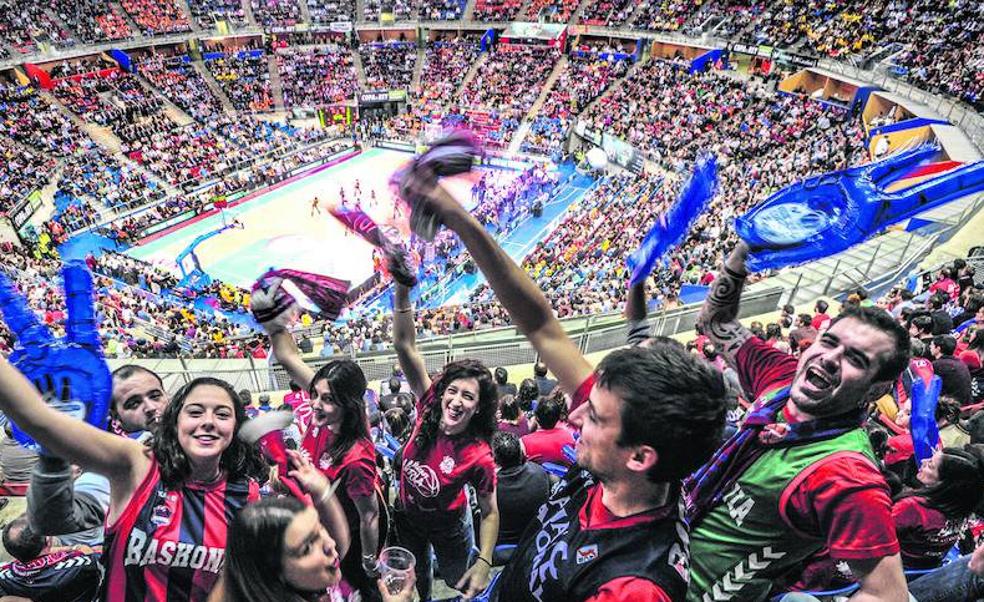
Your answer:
288,381 -> 301,393
517,379 -> 539,410
494,367 -> 508,385
2,515 -> 45,563
534,396 -> 562,429
414,359 -> 497,453
932,335 -> 957,357
309,360 -> 370,465
898,445 -> 984,518
499,395 -> 520,421
936,396 -> 962,426
596,345 -> 727,482
533,362 -> 548,377
909,313 -> 934,336
384,408 -> 411,442
239,389 -> 253,405
224,496 -> 312,602
151,377 -> 267,490
110,364 -> 164,413
829,306 -> 911,382
782,304 -> 795,315
388,377 -> 401,393
797,313 -> 812,327
492,431 -> 523,469
929,293 -> 946,310
815,300 -> 829,314
765,323 -> 782,340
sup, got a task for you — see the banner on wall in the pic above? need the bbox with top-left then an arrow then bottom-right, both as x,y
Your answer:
602,133 -> 644,174
329,21 -> 352,32
10,190 -> 42,229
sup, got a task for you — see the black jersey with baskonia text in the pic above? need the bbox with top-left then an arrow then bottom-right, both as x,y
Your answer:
0,550 -> 102,602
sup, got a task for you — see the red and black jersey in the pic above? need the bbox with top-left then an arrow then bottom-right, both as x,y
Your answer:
0,550 -> 102,602
101,458 -> 260,602
493,468 -> 688,602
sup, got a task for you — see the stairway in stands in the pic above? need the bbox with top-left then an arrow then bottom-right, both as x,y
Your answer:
508,55 -> 567,154
268,54 -> 286,112
193,60 -> 237,115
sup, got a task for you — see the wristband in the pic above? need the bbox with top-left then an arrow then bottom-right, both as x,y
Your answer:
475,556 -> 491,568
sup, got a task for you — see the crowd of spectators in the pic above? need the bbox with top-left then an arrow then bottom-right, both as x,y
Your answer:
50,0 -> 133,44
53,144 -> 167,229
360,42 -> 417,90
578,0 -> 636,27
0,0 -> 75,58
472,0 -> 522,21
119,0 -> 192,36
139,55 -> 226,122
276,46 -> 358,107
522,53 -> 628,155
250,0 -> 303,28
416,37 -> 480,107
305,0 -> 356,23
418,0 -> 466,20
185,0 -> 248,28
0,138 -> 55,214
0,82 -> 86,158
522,0 -> 579,23
363,0 -> 416,21
630,0 -> 700,33
455,45 -> 560,146
205,53 -> 274,113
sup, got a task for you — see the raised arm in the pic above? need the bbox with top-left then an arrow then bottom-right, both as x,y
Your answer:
391,282 -> 431,398
420,182 -> 592,396
0,358 -> 146,486
267,329 -> 317,391
696,241 -> 754,365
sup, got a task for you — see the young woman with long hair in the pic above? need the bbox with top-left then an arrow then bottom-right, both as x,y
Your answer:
0,363 -> 266,602
265,325 -> 385,601
894,445 -> 984,569
391,282 -> 500,600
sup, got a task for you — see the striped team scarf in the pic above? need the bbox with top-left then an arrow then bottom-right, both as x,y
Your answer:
684,385 -> 864,527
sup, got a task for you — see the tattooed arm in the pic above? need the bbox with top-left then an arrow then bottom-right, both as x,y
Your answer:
697,241 -> 754,365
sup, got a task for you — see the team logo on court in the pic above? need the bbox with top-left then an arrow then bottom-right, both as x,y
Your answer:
576,544 -> 598,565
439,455 -> 455,475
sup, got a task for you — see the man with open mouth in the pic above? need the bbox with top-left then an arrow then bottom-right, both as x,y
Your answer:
685,240 -> 912,602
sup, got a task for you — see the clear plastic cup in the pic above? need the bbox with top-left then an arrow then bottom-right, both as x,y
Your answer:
378,546 -> 416,595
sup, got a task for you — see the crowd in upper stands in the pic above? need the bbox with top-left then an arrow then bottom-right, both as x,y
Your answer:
277,45 -> 358,107
360,41 -> 417,90
205,52 -> 274,113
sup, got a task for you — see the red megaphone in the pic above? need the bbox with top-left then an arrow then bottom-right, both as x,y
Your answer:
239,411 -> 306,500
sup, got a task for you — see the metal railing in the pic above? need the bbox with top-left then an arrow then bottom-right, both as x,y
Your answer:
110,287 -> 783,391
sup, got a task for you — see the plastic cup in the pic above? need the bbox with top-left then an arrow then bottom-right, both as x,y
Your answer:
378,546 -> 416,595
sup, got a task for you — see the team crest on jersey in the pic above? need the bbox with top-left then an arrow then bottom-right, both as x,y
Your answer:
576,544 -> 598,565
439,455 -> 455,475
150,502 -> 172,527
319,452 -> 333,470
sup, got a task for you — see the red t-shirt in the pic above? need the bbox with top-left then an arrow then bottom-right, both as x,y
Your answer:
399,383 -> 496,513
893,495 -> 965,569
522,426 -> 575,467
301,426 -> 379,503
735,338 -> 901,563
811,313 -> 831,332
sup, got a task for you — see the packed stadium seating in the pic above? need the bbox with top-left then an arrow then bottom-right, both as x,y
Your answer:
205,53 -> 274,113
360,42 -> 417,90
277,46 -> 358,107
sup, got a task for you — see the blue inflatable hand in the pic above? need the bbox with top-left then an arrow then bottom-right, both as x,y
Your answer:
910,374 -> 942,467
0,262 -> 112,453
626,154 -> 718,286
736,144 -> 984,272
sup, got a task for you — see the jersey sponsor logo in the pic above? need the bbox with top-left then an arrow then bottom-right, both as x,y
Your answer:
527,494 -> 573,601
575,544 -> 597,565
403,458 -> 440,498
439,455 -> 455,475
702,546 -> 786,602
124,528 -> 226,574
